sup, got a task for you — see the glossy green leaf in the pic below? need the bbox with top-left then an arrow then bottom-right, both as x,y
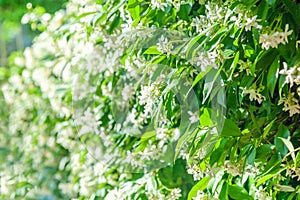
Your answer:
221,119 -> 242,137
143,46 -> 161,55
228,184 -> 253,200
228,51 -> 239,80
200,108 -> 213,127
274,184 -> 295,192
177,4 -> 191,20
275,124 -> 290,156
188,177 -> 211,200
256,167 -> 286,187
279,137 -> 296,163
267,56 -> 279,97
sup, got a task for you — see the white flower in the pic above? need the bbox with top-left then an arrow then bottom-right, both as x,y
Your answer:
224,161 -> 240,176
0,173 -> 12,195
238,60 -> 253,76
157,35 -> 173,55
255,187 -> 272,200
192,190 -> 207,200
138,140 -> 163,161
245,163 -> 260,177
188,111 -> 199,123
147,190 -> 165,200
151,0 -> 168,11
126,150 -> 145,168
178,149 -> 188,159
156,127 -> 169,141
137,82 -> 161,120
74,107 -> 101,136
138,83 -> 161,105
196,148 -> 207,160
191,16 -> 208,33
259,34 -> 279,50
193,51 -> 218,71
14,56 -> 25,66
105,188 -> 125,200
187,164 -> 202,180
281,24 -> 293,44
167,0 -> 184,11
59,182 -> 74,196
122,84 -> 134,101
168,188 -> 182,200
244,15 -> 262,31
241,87 -> 266,104
205,2 -> 223,22
278,93 -> 300,117
259,24 -> 293,50
279,62 -> 300,87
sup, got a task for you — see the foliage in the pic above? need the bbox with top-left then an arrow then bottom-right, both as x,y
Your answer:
0,0 -> 68,67
1,0 -> 300,199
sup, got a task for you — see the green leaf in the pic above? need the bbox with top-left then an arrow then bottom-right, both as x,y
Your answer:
188,177 -> 211,200
279,137 -> 296,164
92,13 -> 107,26
221,119 -> 242,137
76,11 -> 97,20
175,126 -> 199,159
275,124 -> 290,156
256,144 -> 273,161
108,14 -> 121,34
219,181 -> 228,200
210,145 -> 225,166
256,167 -> 286,187
128,0 -> 140,19
177,4 -> 191,20
202,68 -> 222,103
240,0 -> 260,6
296,151 -> 300,168
257,0 -> 269,22
140,130 -> 156,142
228,184 -> 253,200
248,147 -> 256,165
287,192 -> 296,200
191,68 -> 211,88
200,108 -> 213,127
228,51 -> 239,80
242,44 -> 254,58
267,56 -> 279,97
274,184 -> 295,192
158,159 -> 192,189
282,0 -> 300,28
223,49 -> 235,58
186,67 -> 212,96
266,0 -> 277,7
256,174 -> 275,187
262,119 -> 276,139
143,46 -> 161,55
208,168 -> 225,194
150,55 -> 167,65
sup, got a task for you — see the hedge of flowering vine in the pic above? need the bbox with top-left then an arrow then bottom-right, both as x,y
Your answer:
1,0 -> 300,199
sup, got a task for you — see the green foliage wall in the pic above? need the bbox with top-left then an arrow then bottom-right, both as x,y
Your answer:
0,0 -> 300,199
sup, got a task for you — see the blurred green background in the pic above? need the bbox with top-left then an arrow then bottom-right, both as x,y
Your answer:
0,0 -> 67,67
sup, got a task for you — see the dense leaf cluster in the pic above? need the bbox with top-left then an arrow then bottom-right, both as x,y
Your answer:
0,0 -> 300,199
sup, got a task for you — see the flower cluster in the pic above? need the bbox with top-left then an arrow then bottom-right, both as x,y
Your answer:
259,24 -> 293,50
278,92 -> 300,117
241,85 -> 266,104
1,0 -> 299,199
279,62 -> 300,87
157,35 -> 173,55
